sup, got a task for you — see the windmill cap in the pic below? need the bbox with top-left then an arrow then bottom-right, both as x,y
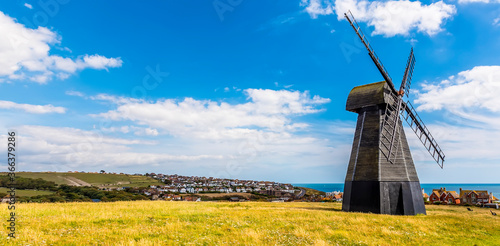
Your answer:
346,81 -> 396,112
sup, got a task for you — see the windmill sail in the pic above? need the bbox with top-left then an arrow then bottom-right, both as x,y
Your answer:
380,49 -> 416,164
344,10 -> 445,168
344,11 -> 397,94
400,48 -> 415,97
379,93 -> 403,164
401,101 -> 445,168
342,10 -> 445,216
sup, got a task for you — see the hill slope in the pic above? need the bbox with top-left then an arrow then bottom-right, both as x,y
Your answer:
3,172 -> 163,188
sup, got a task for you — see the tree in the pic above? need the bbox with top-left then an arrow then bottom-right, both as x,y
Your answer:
100,170 -> 105,174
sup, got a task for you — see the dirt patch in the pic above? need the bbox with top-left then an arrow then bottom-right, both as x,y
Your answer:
62,176 -> 92,187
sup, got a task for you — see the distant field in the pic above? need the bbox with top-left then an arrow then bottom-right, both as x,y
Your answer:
1,202 -> 498,245
1,172 -> 163,188
0,188 -> 54,197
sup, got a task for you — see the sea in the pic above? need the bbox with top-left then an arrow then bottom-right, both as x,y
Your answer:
293,183 -> 500,198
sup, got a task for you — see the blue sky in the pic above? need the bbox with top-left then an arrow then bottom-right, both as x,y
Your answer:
1,0 -> 499,183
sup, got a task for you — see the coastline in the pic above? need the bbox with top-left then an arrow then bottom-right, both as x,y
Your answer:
293,183 -> 500,197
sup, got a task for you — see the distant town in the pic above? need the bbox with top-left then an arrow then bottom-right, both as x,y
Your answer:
0,171 -> 498,208
112,172 -> 340,203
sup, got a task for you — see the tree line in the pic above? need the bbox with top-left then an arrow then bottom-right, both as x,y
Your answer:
0,176 -> 57,190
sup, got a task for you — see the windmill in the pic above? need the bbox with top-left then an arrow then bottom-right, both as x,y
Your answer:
341,11 -> 445,215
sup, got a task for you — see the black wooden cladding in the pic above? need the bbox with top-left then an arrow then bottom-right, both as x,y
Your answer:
343,81 -> 426,215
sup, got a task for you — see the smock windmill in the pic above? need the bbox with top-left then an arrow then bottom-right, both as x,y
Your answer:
341,11 -> 445,215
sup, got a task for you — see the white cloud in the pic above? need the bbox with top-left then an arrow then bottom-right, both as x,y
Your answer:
65,90 -> 85,98
24,3 -> 33,9
131,126 -> 159,136
6,122 -> 343,180
493,17 -> 500,27
0,100 -> 66,114
300,0 -> 334,19
411,65 -> 500,166
82,54 -> 123,70
81,88 -> 340,181
92,89 -> 330,140
101,126 -> 131,134
415,66 -> 500,113
10,125 -> 223,170
301,0 -> 456,37
0,11 -> 122,83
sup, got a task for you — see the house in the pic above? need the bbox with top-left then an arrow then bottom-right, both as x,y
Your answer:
429,188 -> 452,203
333,194 -> 343,202
443,191 -> 460,205
422,189 -> 429,202
493,195 -> 499,202
184,196 -> 201,202
429,190 -> 442,203
428,188 -> 462,204
460,188 -> 496,205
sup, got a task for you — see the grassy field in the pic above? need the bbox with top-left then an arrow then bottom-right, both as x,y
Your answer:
2,172 -> 163,188
198,192 -> 253,198
0,188 -> 54,197
1,202 -> 498,245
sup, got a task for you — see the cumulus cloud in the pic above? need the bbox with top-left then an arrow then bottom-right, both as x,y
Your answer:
0,100 -> 66,114
415,66 -> 500,113
24,3 -> 33,9
301,0 -> 456,37
65,90 -> 85,98
411,66 -> 500,166
11,125 -> 223,170
91,89 -> 330,140
0,11 -> 122,83
300,0 -> 334,19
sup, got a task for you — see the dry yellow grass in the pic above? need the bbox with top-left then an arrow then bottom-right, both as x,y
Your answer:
197,192 -> 252,198
1,201 -> 499,245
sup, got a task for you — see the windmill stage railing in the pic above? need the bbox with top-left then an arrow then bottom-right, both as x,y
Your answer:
401,101 -> 445,168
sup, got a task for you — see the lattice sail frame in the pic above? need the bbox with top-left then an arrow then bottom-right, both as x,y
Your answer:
344,10 -> 445,168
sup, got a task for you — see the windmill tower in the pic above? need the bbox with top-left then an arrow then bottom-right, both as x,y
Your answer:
342,11 -> 446,215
